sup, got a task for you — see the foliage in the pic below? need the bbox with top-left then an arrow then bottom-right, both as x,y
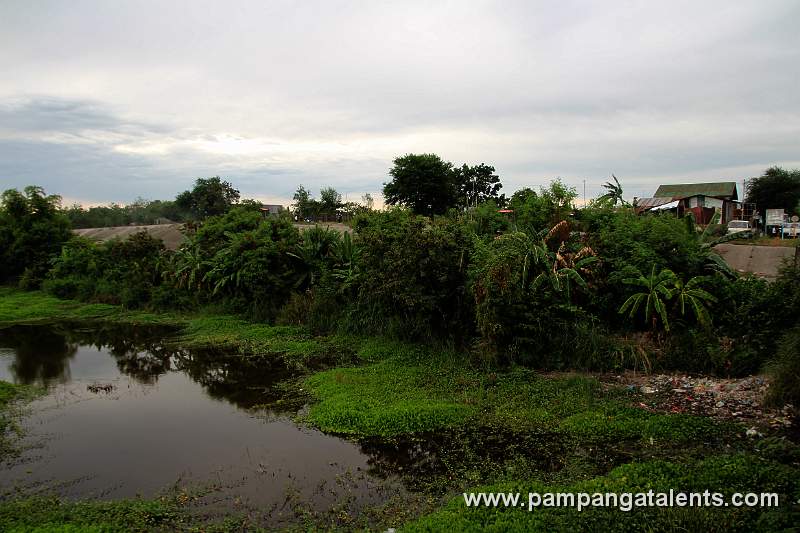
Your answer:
347,208 -> 473,341
619,266 -> 716,332
464,200 -> 511,238
292,184 -> 313,218
44,232 -> 167,308
765,325 -> 800,407
508,180 -> 577,233
62,198 -> 186,228
0,186 -> 72,287
291,185 -> 345,220
195,217 -> 301,320
319,186 -> 343,217
174,176 -> 240,220
469,224 -> 598,365
598,174 -> 629,207
383,153 -> 457,216
746,166 -> 800,216
453,163 -> 504,209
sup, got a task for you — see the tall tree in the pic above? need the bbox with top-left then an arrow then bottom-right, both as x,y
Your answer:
175,177 -> 240,219
383,154 -> 456,216
453,163 -> 503,209
292,185 -> 312,218
746,166 -> 800,216
0,185 -> 72,285
320,186 -> 343,217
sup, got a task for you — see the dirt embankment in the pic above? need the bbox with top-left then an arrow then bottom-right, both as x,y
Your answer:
74,222 -> 352,251
713,243 -> 796,279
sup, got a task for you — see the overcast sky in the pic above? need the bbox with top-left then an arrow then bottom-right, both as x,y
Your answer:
1,0 -> 799,207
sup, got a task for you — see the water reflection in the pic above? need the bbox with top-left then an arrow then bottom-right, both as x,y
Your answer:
0,327 -> 78,386
0,324 -> 403,518
0,325 -> 288,409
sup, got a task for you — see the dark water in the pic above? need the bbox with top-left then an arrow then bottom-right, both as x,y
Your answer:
0,324 -> 402,523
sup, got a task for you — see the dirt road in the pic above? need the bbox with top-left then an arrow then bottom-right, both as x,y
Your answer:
713,243 -> 796,279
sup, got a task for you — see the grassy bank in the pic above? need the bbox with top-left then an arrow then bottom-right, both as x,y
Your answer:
1,288 -> 797,532
0,497 -> 192,533
403,453 -> 800,532
0,288 -> 351,370
303,338 -> 722,443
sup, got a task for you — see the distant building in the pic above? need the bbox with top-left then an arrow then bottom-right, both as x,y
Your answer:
635,182 -> 740,224
259,204 -> 284,216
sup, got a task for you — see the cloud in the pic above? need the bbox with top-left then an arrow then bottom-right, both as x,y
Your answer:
0,1 -> 798,205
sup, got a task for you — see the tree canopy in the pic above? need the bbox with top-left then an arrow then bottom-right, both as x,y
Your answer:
383,154 -> 456,216
453,163 -> 504,209
0,185 -> 72,285
745,166 -> 800,216
175,177 -> 240,220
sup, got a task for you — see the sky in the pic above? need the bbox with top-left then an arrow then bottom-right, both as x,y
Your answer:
1,0 -> 799,207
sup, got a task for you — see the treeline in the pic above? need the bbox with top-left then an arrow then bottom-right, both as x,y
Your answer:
1,160 -> 799,406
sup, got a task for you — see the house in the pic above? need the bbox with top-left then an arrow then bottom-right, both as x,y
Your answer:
636,182 -> 740,224
259,204 -> 284,217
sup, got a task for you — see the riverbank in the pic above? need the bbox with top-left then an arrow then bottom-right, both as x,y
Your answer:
0,289 -> 798,531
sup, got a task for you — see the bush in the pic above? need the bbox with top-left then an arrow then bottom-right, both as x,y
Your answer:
766,325 -> 800,407
0,186 -> 72,287
469,229 -> 599,367
345,208 -> 474,341
44,232 -> 166,308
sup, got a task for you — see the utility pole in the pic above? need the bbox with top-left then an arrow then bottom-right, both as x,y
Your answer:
583,179 -> 586,206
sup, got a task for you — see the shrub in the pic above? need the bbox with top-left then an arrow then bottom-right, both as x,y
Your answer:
469,228 -> 599,366
765,325 -> 800,407
0,186 -> 72,287
346,208 -> 474,341
44,232 -> 166,308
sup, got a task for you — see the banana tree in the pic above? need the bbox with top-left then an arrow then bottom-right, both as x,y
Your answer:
618,265 -> 678,331
598,174 -> 630,207
672,275 -> 717,327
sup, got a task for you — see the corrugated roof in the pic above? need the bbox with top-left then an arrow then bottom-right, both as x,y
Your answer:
653,182 -> 738,200
635,197 -> 675,209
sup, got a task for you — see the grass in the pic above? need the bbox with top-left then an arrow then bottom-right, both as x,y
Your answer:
731,236 -> 799,247
0,287 -> 179,326
0,380 -> 43,462
402,453 -> 800,532
0,288 -> 352,370
303,338 -> 721,444
0,496 -> 188,533
1,287 -> 794,531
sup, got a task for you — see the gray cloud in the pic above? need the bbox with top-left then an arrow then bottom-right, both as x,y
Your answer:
0,0 -> 798,205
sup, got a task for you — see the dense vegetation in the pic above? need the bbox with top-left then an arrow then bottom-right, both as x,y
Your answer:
3,161 -> 799,387
1,158 -> 799,530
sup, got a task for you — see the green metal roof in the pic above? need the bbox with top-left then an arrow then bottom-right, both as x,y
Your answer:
653,182 -> 738,200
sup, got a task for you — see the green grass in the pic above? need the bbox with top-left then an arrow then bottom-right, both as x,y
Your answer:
402,453 -> 800,532
0,287 -> 179,327
0,288 -> 351,370
1,287 -> 790,531
0,496 -> 188,533
1,380 -> 43,461
303,338 -> 720,444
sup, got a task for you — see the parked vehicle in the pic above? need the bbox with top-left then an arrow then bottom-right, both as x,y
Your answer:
782,222 -> 800,238
727,220 -> 751,234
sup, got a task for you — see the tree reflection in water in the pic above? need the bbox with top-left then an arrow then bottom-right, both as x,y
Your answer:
0,324 -> 295,409
0,327 -> 78,385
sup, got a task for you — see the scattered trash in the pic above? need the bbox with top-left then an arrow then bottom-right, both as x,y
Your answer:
604,373 -> 794,431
